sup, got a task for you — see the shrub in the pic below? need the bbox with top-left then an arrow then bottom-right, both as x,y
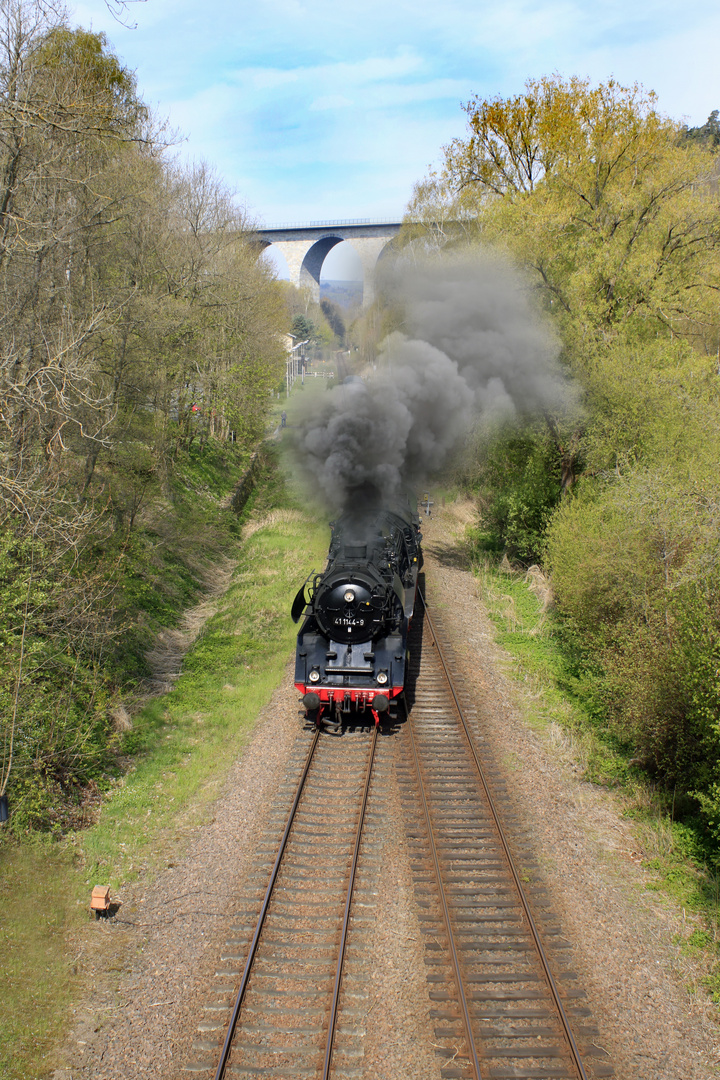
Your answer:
467,424 -> 563,563
546,470 -> 720,856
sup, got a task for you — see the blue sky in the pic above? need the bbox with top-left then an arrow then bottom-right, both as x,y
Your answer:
73,0 -> 720,277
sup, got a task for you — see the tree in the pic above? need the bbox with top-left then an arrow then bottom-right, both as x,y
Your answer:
683,110 -> 720,150
0,5 -> 149,818
0,4 -> 288,827
320,298 -> 345,343
0,6 -> 152,531
407,77 -> 720,850
424,77 -> 720,349
291,313 -> 316,341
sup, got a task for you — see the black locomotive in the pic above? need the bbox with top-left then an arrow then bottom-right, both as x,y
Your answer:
292,491 -> 422,724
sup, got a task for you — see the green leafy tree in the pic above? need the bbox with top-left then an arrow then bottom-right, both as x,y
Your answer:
408,77 -> 720,850
291,313 -> 316,341
438,77 -> 720,349
465,424 -> 562,563
0,4 -> 288,828
320,298 -> 345,343
683,109 -> 720,150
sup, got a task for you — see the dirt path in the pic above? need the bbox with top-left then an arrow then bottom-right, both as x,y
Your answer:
141,557 -> 238,697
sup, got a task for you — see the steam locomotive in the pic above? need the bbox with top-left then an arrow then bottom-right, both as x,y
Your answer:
292,491 -> 422,725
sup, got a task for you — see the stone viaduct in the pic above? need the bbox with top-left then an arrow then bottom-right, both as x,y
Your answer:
255,219 -> 402,306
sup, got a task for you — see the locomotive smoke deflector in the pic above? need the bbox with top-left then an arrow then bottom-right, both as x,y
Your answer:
291,575 -> 313,624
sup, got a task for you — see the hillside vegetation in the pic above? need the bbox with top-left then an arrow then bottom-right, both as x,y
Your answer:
406,77 -> 720,860
0,462 -> 330,1079
0,2 -> 288,832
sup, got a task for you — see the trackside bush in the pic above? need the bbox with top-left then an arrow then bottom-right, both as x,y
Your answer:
466,425 -> 563,564
546,472 -> 720,853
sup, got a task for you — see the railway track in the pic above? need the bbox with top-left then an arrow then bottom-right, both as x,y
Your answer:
183,722 -> 380,1079
183,590 -> 613,1080
398,595 -> 613,1080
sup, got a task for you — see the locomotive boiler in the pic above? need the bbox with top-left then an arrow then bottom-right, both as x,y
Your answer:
292,491 -> 422,725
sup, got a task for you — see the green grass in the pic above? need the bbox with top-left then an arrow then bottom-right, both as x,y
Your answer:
0,841 -> 85,1080
474,557 -> 582,723
0,443 -> 329,1079
81,504 -> 328,889
474,555 -> 635,778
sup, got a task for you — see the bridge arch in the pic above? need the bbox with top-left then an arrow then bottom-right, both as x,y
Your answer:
298,235 -> 344,293
255,220 -> 402,307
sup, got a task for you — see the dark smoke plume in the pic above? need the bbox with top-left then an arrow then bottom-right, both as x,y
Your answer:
293,251 -> 570,510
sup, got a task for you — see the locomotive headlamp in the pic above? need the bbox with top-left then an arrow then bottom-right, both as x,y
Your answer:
343,589 -> 355,603
308,670 -> 321,683
376,671 -> 388,685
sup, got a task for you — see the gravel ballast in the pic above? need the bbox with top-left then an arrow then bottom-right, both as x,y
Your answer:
419,501 -> 719,1080
53,501 -> 719,1080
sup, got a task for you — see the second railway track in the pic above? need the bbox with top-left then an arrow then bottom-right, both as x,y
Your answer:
398,596 -> 614,1080
184,588 -> 614,1080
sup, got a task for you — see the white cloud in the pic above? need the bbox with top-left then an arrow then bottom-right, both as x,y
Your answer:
229,50 -> 424,93
71,0 -> 720,222
239,68 -> 301,92
309,95 -> 355,111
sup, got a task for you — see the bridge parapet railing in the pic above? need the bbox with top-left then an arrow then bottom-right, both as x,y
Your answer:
258,218 -> 405,231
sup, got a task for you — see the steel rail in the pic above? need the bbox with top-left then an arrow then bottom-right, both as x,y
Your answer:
417,589 -> 589,1080
213,726 -> 321,1080
405,711 -> 483,1080
322,724 -> 378,1080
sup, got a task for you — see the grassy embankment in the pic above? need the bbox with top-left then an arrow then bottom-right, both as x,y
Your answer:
466,526 -> 720,1004
0,392 -> 329,1079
